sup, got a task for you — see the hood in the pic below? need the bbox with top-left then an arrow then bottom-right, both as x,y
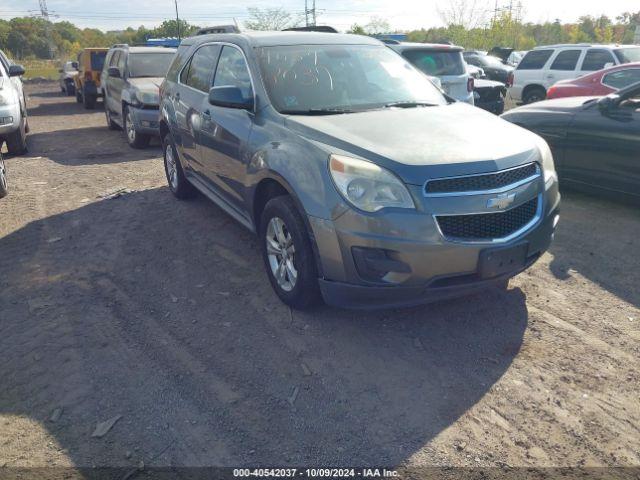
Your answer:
285,103 -> 542,185
508,96 -> 599,113
128,77 -> 163,93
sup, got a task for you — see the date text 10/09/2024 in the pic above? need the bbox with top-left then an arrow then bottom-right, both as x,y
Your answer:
233,468 -> 399,478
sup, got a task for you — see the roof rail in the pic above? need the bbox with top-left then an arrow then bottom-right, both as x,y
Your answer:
111,43 -> 129,48
197,25 -> 240,35
283,26 -> 338,33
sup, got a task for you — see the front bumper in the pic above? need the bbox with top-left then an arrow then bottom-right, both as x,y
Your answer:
309,173 -> 560,310
129,106 -> 161,136
0,103 -> 21,137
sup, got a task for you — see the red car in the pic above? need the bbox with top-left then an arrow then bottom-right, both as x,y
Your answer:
547,62 -> 640,99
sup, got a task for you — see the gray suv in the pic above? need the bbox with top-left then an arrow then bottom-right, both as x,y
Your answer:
102,45 -> 176,148
159,31 -> 560,310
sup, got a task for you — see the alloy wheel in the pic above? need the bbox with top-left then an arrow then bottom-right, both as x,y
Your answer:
126,111 -> 136,143
266,217 -> 298,292
165,144 -> 178,190
0,156 -> 7,191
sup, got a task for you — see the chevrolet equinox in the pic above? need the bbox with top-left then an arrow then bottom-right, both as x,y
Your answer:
159,31 -> 560,309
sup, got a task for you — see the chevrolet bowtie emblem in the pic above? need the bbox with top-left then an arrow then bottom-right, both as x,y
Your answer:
487,192 -> 517,210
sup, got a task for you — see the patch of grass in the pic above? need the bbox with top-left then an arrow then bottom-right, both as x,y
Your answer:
19,60 -> 59,80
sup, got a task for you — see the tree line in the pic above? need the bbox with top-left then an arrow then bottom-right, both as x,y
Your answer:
0,9 -> 638,61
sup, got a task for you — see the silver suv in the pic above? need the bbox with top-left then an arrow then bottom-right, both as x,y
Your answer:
0,49 -> 28,155
159,31 -> 560,309
102,45 -> 177,148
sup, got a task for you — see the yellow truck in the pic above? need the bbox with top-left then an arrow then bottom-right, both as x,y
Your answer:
74,48 -> 108,109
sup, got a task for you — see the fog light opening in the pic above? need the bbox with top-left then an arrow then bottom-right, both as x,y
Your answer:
351,247 -> 411,284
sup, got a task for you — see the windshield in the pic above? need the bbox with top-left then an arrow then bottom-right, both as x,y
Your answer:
615,48 -> 640,64
257,44 -> 447,114
402,49 -> 465,76
128,53 -> 175,78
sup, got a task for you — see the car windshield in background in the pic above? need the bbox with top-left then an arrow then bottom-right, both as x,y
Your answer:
402,49 -> 465,76
128,53 -> 175,78
615,48 -> 640,63
90,52 -> 106,71
257,44 -> 447,114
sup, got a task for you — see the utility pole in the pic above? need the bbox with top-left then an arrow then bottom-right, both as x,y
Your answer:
305,0 -> 316,27
174,0 -> 181,41
38,0 -> 55,59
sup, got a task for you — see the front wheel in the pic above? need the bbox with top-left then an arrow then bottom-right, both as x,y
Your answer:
0,153 -> 7,198
5,114 -> 27,156
523,87 -> 546,105
260,196 -> 321,310
123,106 -> 150,149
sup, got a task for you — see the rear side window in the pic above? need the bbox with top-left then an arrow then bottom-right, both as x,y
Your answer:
614,48 -> 640,63
517,50 -> 553,70
90,51 -> 106,71
213,46 -> 253,99
182,45 -> 221,93
402,49 -> 465,76
602,69 -> 640,89
109,51 -> 121,67
581,49 -> 615,71
550,50 -> 581,71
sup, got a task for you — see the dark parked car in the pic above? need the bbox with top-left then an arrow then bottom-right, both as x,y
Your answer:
502,82 -> 640,202
473,78 -> 506,114
159,31 -> 559,310
464,52 -> 514,83
102,45 -> 177,148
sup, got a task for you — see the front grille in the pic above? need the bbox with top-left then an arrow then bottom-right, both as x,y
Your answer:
436,197 -> 539,240
425,163 -> 538,194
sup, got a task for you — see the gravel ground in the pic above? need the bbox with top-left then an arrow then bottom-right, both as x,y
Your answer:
0,83 -> 639,477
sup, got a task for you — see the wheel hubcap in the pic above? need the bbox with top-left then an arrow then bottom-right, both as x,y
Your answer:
266,217 -> 297,292
126,112 -> 135,142
165,145 -> 178,189
0,157 -> 6,190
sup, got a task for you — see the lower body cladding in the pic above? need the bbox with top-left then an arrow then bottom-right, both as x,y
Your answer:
308,179 -> 560,309
128,107 -> 160,136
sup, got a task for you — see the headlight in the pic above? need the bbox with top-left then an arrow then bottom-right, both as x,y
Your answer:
536,136 -> 557,186
130,90 -> 159,107
329,154 -> 415,213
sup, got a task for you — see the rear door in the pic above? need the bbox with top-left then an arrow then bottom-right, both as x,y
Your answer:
199,45 -> 254,210
174,44 -> 221,177
512,49 -> 554,100
545,49 -> 582,88
578,49 -> 616,77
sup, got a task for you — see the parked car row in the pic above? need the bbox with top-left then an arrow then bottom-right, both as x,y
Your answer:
0,49 -> 28,156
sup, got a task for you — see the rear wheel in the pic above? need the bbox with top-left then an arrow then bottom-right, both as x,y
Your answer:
83,88 -> 96,109
523,86 -> 546,104
260,196 -> 321,310
123,106 -> 150,149
0,153 -> 8,198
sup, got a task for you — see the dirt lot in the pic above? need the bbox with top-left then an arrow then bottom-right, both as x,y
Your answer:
0,83 -> 639,477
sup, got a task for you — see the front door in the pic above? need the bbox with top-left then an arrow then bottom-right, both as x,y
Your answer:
544,49 -> 582,89
199,45 -> 254,211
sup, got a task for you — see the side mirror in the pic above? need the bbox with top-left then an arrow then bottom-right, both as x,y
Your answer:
107,67 -> 121,78
597,94 -> 620,114
208,86 -> 253,110
8,64 -> 25,77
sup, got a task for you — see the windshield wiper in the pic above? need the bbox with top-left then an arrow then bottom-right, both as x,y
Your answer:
281,107 -> 357,115
383,101 -> 439,109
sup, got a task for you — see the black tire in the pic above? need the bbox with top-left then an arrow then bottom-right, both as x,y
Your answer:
523,87 -> 546,105
105,106 -> 120,130
0,154 -> 7,199
260,196 -> 321,310
123,106 -> 150,149
5,115 -> 27,156
162,134 -> 195,199
83,90 -> 96,109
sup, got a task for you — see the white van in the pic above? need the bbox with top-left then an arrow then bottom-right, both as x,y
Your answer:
508,44 -> 640,104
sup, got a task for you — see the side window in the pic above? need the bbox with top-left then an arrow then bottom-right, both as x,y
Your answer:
213,46 -> 253,99
517,50 -> 553,70
602,69 -> 640,89
117,51 -> 126,71
184,45 -> 221,92
581,49 -> 615,72
109,51 -> 120,67
179,58 -> 192,84
550,50 -> 581,71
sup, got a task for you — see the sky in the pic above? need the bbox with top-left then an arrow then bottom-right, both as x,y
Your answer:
1,0 -> 638,32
